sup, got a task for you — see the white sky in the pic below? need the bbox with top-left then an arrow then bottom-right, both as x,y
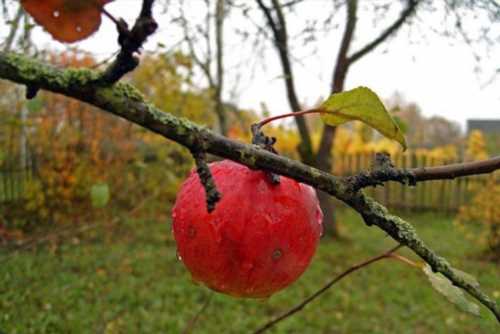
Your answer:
1,1 -> 499,131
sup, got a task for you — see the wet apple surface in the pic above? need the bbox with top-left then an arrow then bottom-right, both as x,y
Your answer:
172,160 -> 323,298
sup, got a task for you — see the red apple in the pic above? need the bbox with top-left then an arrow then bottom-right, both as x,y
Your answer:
172,160 -> 323,298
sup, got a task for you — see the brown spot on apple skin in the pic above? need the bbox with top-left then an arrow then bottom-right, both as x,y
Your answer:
272,248 -> 283,261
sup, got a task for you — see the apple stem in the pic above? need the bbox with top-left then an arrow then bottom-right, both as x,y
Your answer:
387,253 -> 420,268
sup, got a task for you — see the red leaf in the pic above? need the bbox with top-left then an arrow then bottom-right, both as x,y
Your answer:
21,0 -> 114,43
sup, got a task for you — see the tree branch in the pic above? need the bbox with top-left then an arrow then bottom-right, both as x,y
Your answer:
348,0 -> 419,65
182,293 -> 213,334
252,245 -> 403,333
0,52 -> 498,321
178,4 -> 214,87
412,156 -> 500,181
2,5 -> 23,53
214,0 -> 227,135
99,0 -> 158,84
191,150 -> 221,213
316,0 -> 419,170
347,152 -> 500,191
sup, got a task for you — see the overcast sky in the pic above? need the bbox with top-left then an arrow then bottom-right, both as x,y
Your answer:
1,1 -> 499,131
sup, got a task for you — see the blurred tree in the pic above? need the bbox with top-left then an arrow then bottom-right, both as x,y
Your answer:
175,0 -> 229,135
456,176 -> 500,261
1,50 -> 224,228
389,98 -> 463,149
131,52 -> 215,126
245,0 -> 499,236
466,129 -> 489,161
249,0 -> 420,235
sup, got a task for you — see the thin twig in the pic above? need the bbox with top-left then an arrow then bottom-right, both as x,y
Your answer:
388,253 -> 420,268
182,293 -> 213,334
101,8 -> 121,27
411,156 -> 500,181
348,153 -> 500,191
254,108 -> 324,129
252,245 -> 403,334
99,0 -> 158,84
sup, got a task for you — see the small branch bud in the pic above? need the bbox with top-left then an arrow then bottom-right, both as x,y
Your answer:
251,124 -> 280,184
347,152 -> 416,192
99,0 -> 158,84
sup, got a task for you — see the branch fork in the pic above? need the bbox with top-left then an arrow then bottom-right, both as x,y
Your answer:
99,0 -> 158,84
347,152 -> 416,192
251,124 -> 280,184
191,150 -> 221,213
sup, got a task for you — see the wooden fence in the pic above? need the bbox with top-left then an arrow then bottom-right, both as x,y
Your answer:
0,150 -> 496,212
333,151 -> 497,213
0,156 -> 36,203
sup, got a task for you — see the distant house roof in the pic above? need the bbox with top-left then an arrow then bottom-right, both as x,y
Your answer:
467,119 -> 500,134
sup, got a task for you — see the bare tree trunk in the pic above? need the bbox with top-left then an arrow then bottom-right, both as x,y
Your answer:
214,0 -> 227,135
315,0 -> 358,238
256,0 -> 314,164
3,6 -> 23,53
255,0 -> 418,238
179,0 -> 229,135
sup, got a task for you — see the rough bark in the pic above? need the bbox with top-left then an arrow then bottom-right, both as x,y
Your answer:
214,0 -> 228,135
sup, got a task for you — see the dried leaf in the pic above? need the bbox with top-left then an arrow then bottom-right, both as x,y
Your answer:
21,0 -> 113,43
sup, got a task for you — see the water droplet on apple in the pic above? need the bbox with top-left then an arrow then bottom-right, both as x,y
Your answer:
245,286 -> 255,295
176,250 -> 183,261
187,225 -> 196,238
213,221 -> 223,243
242,261 -> 254,272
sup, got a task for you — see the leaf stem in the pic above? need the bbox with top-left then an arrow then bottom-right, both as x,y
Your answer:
101,8 -> 121,28
388,253 -> 420,268
255,108 -> 325,129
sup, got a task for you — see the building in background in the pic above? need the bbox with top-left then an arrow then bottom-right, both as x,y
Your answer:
467,119 -> 500,155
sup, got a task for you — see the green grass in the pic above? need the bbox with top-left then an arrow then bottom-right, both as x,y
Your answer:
1,210 -> 498,333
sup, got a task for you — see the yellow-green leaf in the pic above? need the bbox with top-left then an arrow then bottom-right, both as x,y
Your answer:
91,183 -> 110,209
320,87 -> 407,150
422,265 -> 480,316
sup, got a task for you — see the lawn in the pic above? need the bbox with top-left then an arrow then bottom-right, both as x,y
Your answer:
1,208 -> 498,333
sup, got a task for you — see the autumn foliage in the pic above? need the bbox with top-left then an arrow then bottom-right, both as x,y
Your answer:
1,51 -> 204,228
455,175 -> 500,261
